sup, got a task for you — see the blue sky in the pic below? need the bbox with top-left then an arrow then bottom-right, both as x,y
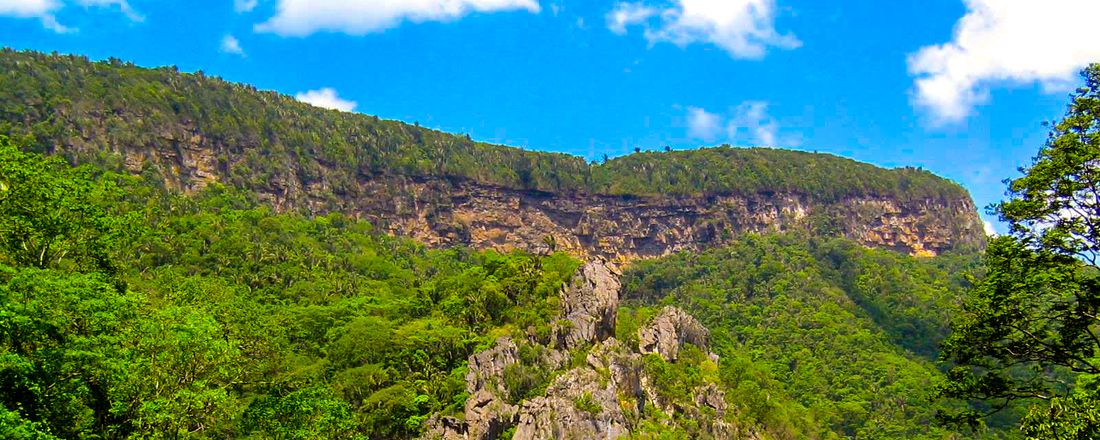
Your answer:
2,0 -> 1099,234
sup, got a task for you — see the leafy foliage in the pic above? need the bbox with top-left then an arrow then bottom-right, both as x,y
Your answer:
621,234 -> 999,439
938,65 -> 1100,438
0,140 -> 581,438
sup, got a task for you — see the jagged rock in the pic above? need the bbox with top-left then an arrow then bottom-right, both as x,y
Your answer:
692,384 -> 738,439
422,337 -> 520,440
424,263 -> 745,440
420,415 -> 467,440
466,336 -> 520,396
638,305 -> 713,362
694,383 -> 728,416
587,338 -> 647,415
552,260 -> 621,350
513,368 -> 630,440
464,388 -> 519,440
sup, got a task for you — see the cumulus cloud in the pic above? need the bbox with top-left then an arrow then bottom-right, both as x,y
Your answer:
255,0 -> 541,36
908,0 -> 1100,123
221,34 -> 245,56
295,88 -> 358,112
684,101 -> 783,146
0,0 -> 140,32
606,0 -> 799,59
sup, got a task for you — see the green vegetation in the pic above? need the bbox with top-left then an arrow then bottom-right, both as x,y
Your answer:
938,65 -> 1100,438
621,234 -> 1002,439
0,131 -> 999,439
0,49 -> 968,203
0,136 -> 581,438
4,47 -> 1054,440
573,392 -> 602,416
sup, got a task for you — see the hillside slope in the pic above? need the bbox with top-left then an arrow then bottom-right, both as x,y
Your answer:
0,49 -> 985,259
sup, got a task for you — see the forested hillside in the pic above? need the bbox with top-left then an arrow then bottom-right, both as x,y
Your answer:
620,236 -> 1022,439
0,136 -> 1012,439
0,49 -> 965,202
0,49 -> 985,260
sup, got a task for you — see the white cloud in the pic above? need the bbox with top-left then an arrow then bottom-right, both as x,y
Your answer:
255,0 -> 541,36
0,0 -> 66,31
0,0 -> 56,16
234,0 -> 258,13
607,2 -> 656,35
0,0 -> 139,32
221,34 -> 245,56
684,101 -> 784,146
983,219 -> 998,237
606,0 -> 799,59
686,106 -> 722,141
908,0 -> 1100,123
295,88 -> 358,112
728,101 -> 777,145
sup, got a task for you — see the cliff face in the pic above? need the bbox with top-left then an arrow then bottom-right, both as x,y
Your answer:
0,50 -> 987,260
89,129 -> 983,260
340,175 -> 982,260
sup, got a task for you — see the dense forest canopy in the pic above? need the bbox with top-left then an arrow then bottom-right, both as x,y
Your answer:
0,49 -> 968,203
0,135 -> 1011,439
618,236 -> 1019,439
17,46 -> 1098,439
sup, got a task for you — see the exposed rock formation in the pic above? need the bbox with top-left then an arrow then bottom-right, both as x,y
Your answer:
340,176 -> 983,260
639,305 -> 713,362
42,120 -> 986,261
513,368 -> 632,440
466,337 -> 520,397
422,261 -> 752,440
56,130 -> 985,261
0,51 -> 985,261
551,260 -> 621,350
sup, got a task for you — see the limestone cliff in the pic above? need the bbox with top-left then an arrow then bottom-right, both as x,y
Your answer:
46,120 -> 985,261
66,143 -> 986,260
331,175 -> 982,261
0,50 -> 987,261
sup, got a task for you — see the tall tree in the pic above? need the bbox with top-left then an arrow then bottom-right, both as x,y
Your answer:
940,65 -> 1100,438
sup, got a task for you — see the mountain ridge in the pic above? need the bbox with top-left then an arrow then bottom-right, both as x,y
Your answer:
0,49 -> 985,259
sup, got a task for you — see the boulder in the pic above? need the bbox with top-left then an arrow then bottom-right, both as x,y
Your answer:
422,337 -> 520,440
464,388 -> 519,440
638,305 -> 713,362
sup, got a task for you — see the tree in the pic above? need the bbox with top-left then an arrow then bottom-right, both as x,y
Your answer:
0,137 -> 122,273
939,65 -> 1100,438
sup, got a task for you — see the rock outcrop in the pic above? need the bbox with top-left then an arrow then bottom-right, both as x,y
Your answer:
466,337 -> 521,398
513,368 -> 632,440
639,305 -> 713,362
341,176 -> 983,260
551,260 -> 621,350
422,261 -> 752,440
0,50 -> 986,262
